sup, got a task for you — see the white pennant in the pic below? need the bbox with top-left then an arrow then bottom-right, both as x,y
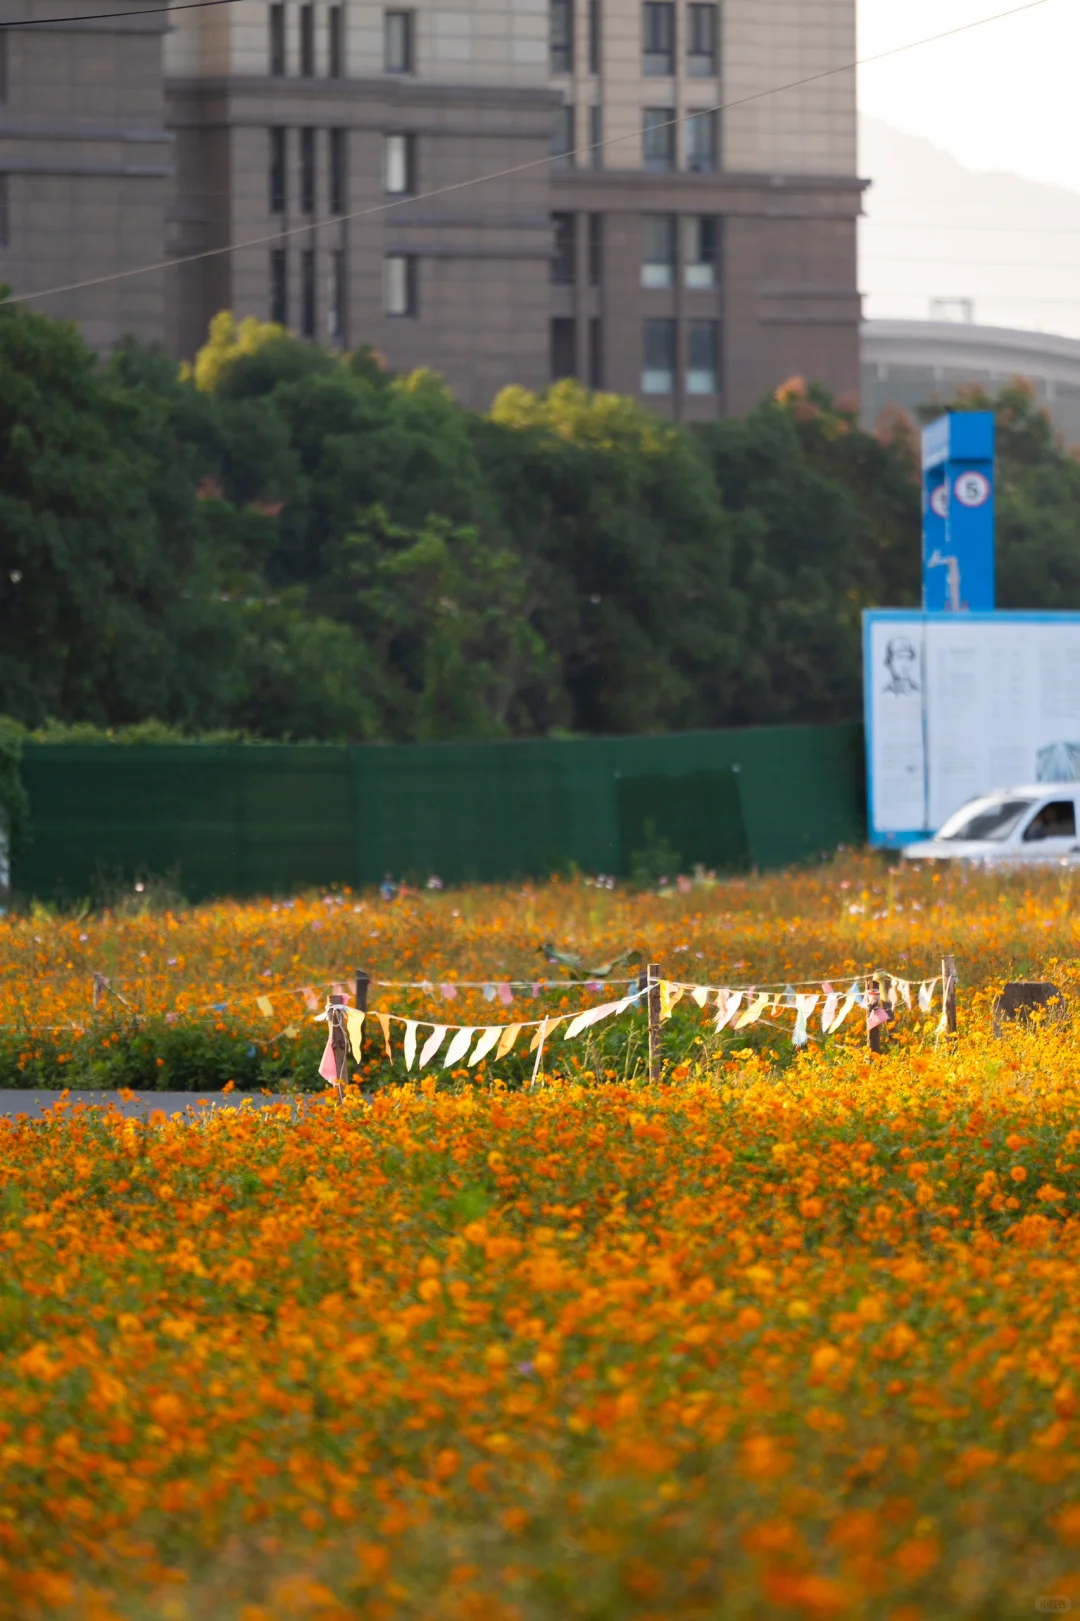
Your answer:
714,990 -> 743,1031
443,1027 -> 476,1068
468,1027 -> 502,1065
564,1000 -> 617,1040
404,1020 -> 418,1071
419,1025 -> 448,1068
691,985 -> 711,1008
918,979 -> 937,1013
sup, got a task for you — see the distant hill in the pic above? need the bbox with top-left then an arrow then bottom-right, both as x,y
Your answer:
859,116 -> 1080,342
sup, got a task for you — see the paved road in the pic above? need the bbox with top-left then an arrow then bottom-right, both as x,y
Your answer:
0,1090 -> 297,1121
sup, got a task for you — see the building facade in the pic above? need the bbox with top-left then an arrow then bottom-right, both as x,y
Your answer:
0,0 -> 171,351
862,318 -> 1080,450
2,0 -> 864,416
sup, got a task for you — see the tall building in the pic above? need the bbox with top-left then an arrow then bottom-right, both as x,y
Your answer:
2,1 -> 864,417
0,0 -> 170,350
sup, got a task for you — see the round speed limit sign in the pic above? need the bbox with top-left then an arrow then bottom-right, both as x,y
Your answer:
929,484 -> 949,519
953,470 -> 991,508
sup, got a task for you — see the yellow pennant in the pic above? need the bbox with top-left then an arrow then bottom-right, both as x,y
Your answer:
496,1023 -> 523,1060
344,1008 -> 366,1061
257,995 -> 273,1017
734,993 -> 769,1030
375,1011 -> 392,1060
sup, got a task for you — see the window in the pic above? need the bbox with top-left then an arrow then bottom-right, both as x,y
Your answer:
300,3 -> 315,74
687,319 -> 718,394
270,248 -> 288,324
302,248 -> 317,338
641,214 -> 675,288
588,0 -> 600,71
589,317 -> 603,389
384,254 -> 417,315
301,127 -> 316,214
269,127 -> 287,213
642,317 -> 675,394
642,2 -> 674,74
328,6 -> 344,75
385,10 -> 414,72
687,3 -> 717,75
0,176 -> 8,249
550,103 -> 575,169
329,128 -> 346,214
683,215 -> 717,288
550,0 -> 573,73
328,249 -> 347,343
588,104 -> 603,169
938,797 -> 1033,841
551,212 -> 576,285
269,4 -> 285,75
685,110 -> 716,172
551,318 -> 576,380
588,212 -> 602,286
384,133 -> 416,195
643,108 -> 674,171
1023,800 -> 1078,841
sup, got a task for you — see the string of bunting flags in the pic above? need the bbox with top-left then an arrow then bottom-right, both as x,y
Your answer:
312,969 -> 946,1080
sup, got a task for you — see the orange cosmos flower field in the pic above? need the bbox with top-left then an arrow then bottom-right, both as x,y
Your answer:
2,856 -> 1080,1618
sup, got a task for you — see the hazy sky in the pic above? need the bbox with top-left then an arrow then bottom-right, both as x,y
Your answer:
857,0 -> 1076,192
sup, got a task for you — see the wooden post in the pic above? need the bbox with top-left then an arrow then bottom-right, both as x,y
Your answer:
328,992 -> 348,1094
355,969 -> 370,1013
866,976 -> 880,1053
647,961 -> 662,1084
942,954 -> 957,1036
92,972 -> 107,1009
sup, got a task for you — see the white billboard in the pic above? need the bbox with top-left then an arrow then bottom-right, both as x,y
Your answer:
864,611 -> 1080,844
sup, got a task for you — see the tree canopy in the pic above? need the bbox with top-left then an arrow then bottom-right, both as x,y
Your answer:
2,300 -> 1071,742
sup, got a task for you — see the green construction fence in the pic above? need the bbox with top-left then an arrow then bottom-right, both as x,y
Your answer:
14,722 -> 865,901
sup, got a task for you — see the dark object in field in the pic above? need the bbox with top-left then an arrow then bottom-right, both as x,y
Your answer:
539,943 -> 643,981
992,982 -> 1066,1037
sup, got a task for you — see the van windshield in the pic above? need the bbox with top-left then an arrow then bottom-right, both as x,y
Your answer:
937,797 -> 1035,842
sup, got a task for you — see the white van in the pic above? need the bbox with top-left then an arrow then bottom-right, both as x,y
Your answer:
902,788 -> 1080,865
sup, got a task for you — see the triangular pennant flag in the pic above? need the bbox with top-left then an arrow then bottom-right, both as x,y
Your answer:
441,983 -> 458,1001
303,987 -> 320,1012
658,981 -> 681,1022
443,1027 -> 475,1068
344,1007 -> 365,1061
827,986 -> 859,1034
735,993 -> 769,1030
564,1000 -> 618,1041
820,992 -> 839,1033
868,1004 -> 890,1031
483,983 -> 497,1002
419,1025 -> 448,1068
714,990 -> 743,1032
257,995 -> 273,1017
896,978 -> 913,1010
284,1025 -> 298,1040
793,993 -> 819,1048
318,1035 -> 339,1082
375,1011 -> 392,1060
691,985 -> 711,1009
404,1020 -> 418,1071
530,1016 -> 565,1052
918,979 -> 936,1013
468,1027 -> 502,1065
496,1023 -> 523,1059
497,983 -> 513,1007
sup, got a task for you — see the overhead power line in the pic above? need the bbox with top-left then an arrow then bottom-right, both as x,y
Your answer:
3,0 -> 1054,308
0,0 -> 244,26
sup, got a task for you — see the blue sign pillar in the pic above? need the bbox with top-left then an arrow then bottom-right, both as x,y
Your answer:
921,411 -> 995,612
